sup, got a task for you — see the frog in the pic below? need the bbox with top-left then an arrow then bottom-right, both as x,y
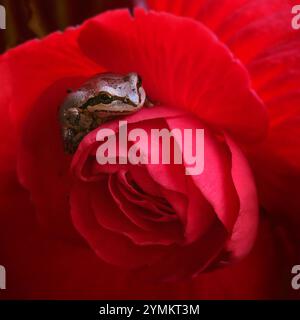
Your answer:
59,72 -> 151,154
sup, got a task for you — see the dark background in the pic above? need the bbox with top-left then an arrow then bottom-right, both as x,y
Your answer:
0,0 -> 133,53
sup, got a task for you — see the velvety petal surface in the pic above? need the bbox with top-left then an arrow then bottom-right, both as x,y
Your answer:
78,9 -> 267,143
147,0 -> 300,237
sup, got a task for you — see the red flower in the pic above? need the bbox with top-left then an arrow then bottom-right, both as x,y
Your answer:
0,3 -> 299,299
71,105 -> 258,280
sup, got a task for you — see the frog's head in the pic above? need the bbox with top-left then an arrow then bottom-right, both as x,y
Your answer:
80,72 -> 146,114
60,72 -> 146,126
59,72 -> 147,154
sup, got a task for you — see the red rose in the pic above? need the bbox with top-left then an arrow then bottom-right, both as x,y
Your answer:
0,2 -> 299,299
71,105 -> 258,280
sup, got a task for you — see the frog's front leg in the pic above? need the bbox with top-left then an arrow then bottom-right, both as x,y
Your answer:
62,127 -> 84,154
61,109 -> 94,153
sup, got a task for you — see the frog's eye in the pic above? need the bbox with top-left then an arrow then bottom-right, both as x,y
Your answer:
98,92 -> 113,104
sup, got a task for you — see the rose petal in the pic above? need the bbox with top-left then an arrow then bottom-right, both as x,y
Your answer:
91,173 -> 183,245
3,28 -> 101,132
78,9 -> 267,143
223,134 -> 259,261
17,78 -> 87,239
147,0 -> 300,239
71,182 -> 172,269
167,115 -> 240,232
